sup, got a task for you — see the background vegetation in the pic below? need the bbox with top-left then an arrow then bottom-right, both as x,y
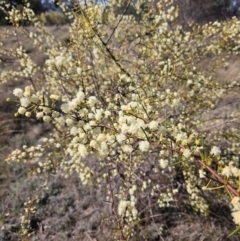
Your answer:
1,0 -> 240,25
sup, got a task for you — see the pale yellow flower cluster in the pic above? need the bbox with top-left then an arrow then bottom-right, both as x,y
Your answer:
6,8 -> 22,25
183,165 -> 208,215
210,146 -> 221,156
13,86 -> 39,118
118,185 -> 138,223
221,162 -> 240,178
231,197 -> 240,226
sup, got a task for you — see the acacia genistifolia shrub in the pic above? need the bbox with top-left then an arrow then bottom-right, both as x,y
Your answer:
1,0 -> 240,239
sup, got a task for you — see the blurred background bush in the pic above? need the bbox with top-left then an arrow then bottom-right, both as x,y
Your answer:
0,0 -> 240,26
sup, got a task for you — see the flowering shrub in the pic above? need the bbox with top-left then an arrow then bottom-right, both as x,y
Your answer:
1,0 -> 240,239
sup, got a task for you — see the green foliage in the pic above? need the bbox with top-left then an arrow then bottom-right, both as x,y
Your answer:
0,10 -> 9,25
1,0 -> 240,239
5,0 -> 44,14
38,11 -> 71,25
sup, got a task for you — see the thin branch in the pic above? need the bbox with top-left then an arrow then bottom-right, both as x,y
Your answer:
147,195 -> 165,241
199,117 -> 240,132
76,3 -> 131,77
105,0 -> 133,46
198,159 -> 240,197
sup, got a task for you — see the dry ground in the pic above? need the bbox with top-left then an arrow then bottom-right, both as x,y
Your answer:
0,25 -> 240,241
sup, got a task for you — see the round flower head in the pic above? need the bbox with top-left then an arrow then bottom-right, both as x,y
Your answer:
18,107 -> 26,115
139,141 -> 150,152
148,121 -> 158,130
232,210 -> 240,225
20,97 -> 31,107
43,115 -> 51,123
13,88 -> 23,97
159,159 -> 168,169
210,146 -> 221,156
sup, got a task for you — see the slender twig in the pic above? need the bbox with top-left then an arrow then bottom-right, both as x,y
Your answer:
199,117 -> 240,132
105,158 -> 125,240
198,159 -> 240,197
84,232 -> 93,241
77,3 -> 131,77
105,0 -> 133,46
147,195 -> 165,241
